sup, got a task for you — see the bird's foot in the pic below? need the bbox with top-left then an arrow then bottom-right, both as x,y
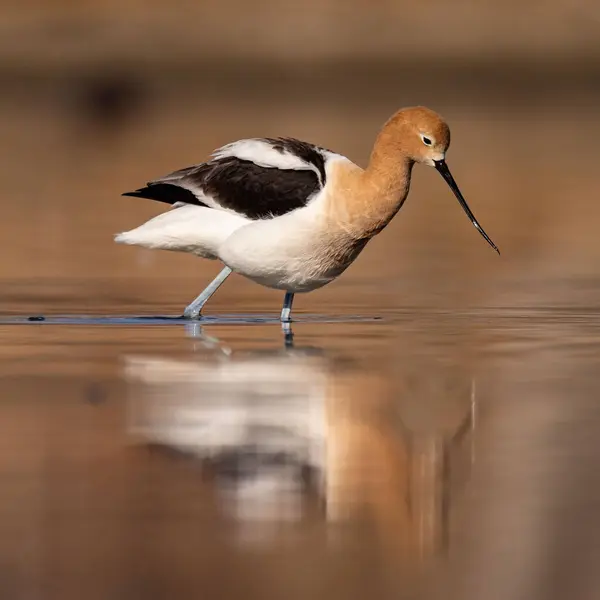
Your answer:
185,322 -> 204,338
182,307 -> 202,320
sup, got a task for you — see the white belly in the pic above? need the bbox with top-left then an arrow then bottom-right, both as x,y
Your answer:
218,211 -> 367,293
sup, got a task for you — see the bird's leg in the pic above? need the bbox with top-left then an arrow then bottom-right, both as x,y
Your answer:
182,266 -> 233,319
280,292 -> 295,347
280,292 -> 294,323
184,323 -> 232,356
282,321 -> 294,348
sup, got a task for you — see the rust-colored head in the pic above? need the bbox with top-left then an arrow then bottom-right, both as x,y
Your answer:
380,106 -> 451,165
373,106 -> 499,254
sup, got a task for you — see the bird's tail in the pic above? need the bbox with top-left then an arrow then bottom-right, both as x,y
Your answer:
114,204 -> 249,259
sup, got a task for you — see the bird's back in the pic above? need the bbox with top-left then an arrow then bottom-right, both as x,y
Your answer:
122,136 -> 341,220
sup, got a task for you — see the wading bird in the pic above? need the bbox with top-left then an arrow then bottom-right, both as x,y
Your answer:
116,106 -> 498,322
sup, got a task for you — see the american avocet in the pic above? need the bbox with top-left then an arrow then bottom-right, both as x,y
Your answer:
116,106 -> 498,322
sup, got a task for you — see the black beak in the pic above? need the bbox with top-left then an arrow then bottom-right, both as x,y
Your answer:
434,159 -> 499,255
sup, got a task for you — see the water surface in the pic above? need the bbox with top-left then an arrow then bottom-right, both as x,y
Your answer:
2,82 -> 600,599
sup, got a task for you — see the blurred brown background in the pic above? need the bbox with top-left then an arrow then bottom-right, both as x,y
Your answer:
2,0 -> 600,314
2,3 -> 600,600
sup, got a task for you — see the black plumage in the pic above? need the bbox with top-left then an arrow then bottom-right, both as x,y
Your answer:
263,137 -> 328,185
123,183 -> 208,207
122,137 -> 329,220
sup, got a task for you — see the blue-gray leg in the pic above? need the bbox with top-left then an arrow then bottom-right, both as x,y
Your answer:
280,292 -> 294,323
280,292 -> 295,346
183,266 -> 233,319
282,321 -> 294,347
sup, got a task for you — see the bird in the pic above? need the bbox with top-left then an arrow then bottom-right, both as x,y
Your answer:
115,106 -> 499,323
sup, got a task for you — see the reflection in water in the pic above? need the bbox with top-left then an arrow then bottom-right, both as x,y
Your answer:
123,332 -> 476,559
126,349 -> 326,531
3,316 -> 600,598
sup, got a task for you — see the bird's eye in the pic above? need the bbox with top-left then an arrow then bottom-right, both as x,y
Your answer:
421,135 -> 433,146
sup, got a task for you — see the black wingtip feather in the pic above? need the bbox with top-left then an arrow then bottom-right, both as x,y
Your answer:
121,184 -> 206,207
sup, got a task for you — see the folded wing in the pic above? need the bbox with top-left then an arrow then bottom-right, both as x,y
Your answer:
122,137 -> 335,219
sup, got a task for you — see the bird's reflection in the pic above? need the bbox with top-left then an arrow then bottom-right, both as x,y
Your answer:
123,328 -> 477,558
185,321 -> 295,349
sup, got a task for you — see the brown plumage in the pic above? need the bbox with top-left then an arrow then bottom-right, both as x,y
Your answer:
324,107 -> 496,253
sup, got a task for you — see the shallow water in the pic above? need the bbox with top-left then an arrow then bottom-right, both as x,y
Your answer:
2,303 -> 600,600
3,74 -> 600,598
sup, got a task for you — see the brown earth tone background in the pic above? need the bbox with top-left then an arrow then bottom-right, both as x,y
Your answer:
1,2 -> 600,600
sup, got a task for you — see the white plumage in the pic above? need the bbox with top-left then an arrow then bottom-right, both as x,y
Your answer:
116,204 -> 249,260
214,139 -> 323,177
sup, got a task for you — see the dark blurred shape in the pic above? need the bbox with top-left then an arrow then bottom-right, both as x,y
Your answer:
84,382 -> 107,405
68,70 -> 146,133
205,447 -> 302,482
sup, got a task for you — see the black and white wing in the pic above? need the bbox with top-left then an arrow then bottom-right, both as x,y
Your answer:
123,137 -> 339,219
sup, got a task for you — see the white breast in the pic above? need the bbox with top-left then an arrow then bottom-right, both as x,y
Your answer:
218,205 -> 321,291
217,157 -> 366,293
